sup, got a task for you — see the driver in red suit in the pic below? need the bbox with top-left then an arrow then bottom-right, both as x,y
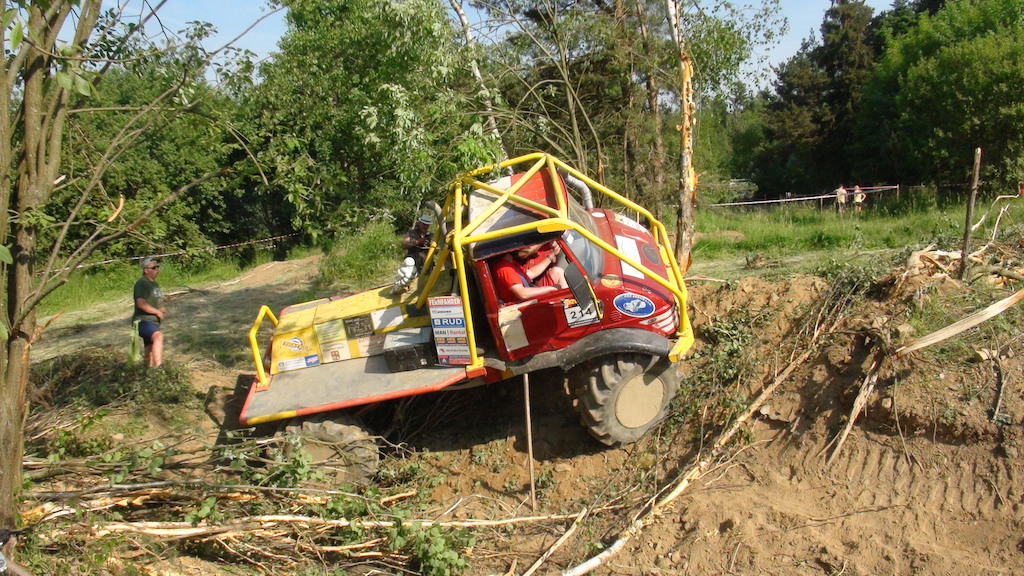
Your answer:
493,242 -> 568,303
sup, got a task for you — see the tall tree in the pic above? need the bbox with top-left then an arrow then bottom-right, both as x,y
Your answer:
248,0 -> 500,241
751,41 -> 829,196
751,0 -> 876,196
817,0 -> 874,184
854,0 -> 1024,189
0,1 -> 233,535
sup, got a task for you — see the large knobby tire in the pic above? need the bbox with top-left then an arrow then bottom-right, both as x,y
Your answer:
571,354 -> 681,446
277,413 -> 380,486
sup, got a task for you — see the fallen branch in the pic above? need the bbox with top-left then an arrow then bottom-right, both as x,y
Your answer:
521,508 -> 587,576
823,357 -> 883,467
970,265 -> 1024,284
896,286 -> 1024,357
75,511 -> 588,541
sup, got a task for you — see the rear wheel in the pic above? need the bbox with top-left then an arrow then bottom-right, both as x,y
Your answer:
275,413 -> 380,486
571,354 -> 680,446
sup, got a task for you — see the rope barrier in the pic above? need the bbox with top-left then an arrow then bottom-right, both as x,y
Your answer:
69,233 -> 300,271
709,185 -> 898,207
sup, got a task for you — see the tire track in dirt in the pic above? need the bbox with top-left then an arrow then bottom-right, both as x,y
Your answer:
817,432 -> 1020,525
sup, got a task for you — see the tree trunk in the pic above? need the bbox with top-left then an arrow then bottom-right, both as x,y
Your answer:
0,335 -> 32,530
666,0 -> 697,271
635,0 -> 664,189
0,0 -> 96,530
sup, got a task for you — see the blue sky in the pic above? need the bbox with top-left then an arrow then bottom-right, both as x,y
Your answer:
152,1 -> 895,74
764,0 -> 893,65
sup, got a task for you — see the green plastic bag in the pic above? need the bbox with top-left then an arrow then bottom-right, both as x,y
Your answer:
128,320 -> 144,366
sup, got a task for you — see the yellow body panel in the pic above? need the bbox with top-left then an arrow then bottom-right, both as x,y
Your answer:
270,279 -> 442,375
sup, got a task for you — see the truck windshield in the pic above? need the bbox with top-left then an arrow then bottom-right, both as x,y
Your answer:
564,197 -> 603,278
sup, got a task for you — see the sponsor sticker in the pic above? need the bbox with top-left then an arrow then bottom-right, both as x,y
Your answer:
615,235 -> 643,278
280,336 -> 311,353
277,354 -> 319,372
356,334 -> 386,356
432,316 -> 466,328
429,296 -> 463,307
613,212 -> 646,232
343,315 -> 374,338
613,292 -> 656,318
431,326 -> 464,338
600,274 -> 623,288
429,295 -> 471,363
320,341 -> 352,363
314,318 -> 347,344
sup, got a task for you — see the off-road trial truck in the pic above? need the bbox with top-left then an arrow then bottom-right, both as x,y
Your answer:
243,153 -> 694,465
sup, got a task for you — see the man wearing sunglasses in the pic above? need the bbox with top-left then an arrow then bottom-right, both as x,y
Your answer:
133,257 -> 166,367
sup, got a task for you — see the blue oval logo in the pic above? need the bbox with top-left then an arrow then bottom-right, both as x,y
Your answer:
613,293 -> 656,318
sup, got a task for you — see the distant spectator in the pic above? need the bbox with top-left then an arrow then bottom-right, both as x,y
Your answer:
834,185 -> 847,212
853,185 -> 866,212
402,214 -> 433,270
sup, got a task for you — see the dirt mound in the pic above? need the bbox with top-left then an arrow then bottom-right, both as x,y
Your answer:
26,256 -> 1024,575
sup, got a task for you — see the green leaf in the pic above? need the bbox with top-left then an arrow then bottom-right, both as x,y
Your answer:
0,244 -> 11,264
1,9 -> 17,30
55,70 -> 73,92
73,73 -> 92,96
10,19 -> 22,50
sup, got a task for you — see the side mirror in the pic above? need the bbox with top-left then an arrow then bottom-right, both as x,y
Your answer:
563,262 -> 601,321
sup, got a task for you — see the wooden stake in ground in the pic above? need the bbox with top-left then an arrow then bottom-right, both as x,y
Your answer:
959,147 -> 982,280
524,373 -> 537,511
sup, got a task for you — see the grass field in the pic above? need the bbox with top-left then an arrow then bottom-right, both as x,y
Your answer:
693,203 -> 967,260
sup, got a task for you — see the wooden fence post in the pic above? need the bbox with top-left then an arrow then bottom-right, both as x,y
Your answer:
958,147 -> 982,280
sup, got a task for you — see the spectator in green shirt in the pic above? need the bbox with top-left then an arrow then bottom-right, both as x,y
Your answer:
132,257 -> 166,367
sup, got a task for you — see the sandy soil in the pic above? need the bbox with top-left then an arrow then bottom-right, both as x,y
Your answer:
31,255 -> 1024,575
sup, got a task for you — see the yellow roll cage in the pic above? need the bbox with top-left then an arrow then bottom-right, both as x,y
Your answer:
415,152 -> 693,367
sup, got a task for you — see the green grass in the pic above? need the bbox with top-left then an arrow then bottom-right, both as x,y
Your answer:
316,220 -> 405,291
692,204 -> 969,262
39,250 -> 282,316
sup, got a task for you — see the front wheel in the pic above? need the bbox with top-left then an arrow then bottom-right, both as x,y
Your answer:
275,413 -> 380,486
570,354 -> 681,446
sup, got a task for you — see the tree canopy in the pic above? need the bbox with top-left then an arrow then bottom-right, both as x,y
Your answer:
751,0 -> 1024,197
245,0 -> 503,241
856,0 -> 1024,188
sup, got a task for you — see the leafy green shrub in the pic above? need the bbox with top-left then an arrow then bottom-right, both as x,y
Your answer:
42,411 -> 111,460
317,219 -> 403,290
814,257 -> 893,297
389,523 -> 474,576
31,350 -> 197,408
665,311 -> 758,438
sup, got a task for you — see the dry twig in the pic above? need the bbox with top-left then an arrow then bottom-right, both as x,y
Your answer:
823,357 -> 883,467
